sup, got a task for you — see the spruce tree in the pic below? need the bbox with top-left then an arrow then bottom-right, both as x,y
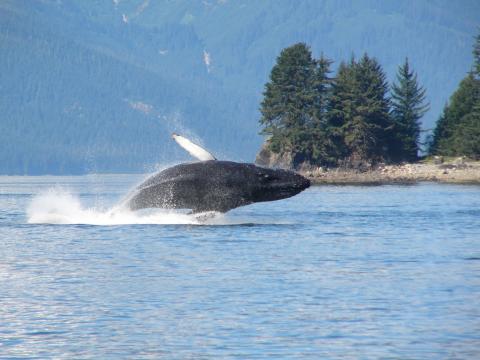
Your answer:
260,43 -> 317,160
327,59 -> 358,163
430,30 -> 480,157
473,30 -> 480,76
355,54 -> 392,162
329,54 -> 392,166
390,58 -> 429,162
430,73 -> 480,155
451,110 -> 480,159
259,44 -> 332,166
307,55 -> 334,164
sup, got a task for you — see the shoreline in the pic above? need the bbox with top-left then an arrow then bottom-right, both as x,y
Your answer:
300,160 -> 480,185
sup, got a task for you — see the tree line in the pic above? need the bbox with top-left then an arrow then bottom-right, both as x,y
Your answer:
260,33 -> 480,168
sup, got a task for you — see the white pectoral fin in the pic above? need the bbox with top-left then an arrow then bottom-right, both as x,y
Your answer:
172,133 -> 217,161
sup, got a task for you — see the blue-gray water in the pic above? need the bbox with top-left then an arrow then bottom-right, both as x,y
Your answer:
1,175 -> 479,359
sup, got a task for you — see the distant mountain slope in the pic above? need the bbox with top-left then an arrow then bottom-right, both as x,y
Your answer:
0,0 -> 257,174
0,0 -> 479,174
130,0 -> 479,129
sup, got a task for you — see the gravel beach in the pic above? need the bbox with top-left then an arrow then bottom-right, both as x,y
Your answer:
301,159 -> 480,185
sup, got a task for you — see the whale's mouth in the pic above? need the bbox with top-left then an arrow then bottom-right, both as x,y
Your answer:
276,184 -> 308,198
295,176 -> 311,190
279,180 -> 310,194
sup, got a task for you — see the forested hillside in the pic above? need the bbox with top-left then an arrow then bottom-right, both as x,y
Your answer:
1,0 -> 479,174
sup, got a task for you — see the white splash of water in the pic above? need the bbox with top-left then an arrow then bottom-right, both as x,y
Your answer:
25,187 -> 274,226
26,188 -> 213,225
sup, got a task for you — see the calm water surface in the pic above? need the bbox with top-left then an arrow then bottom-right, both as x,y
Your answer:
0,175 -> 479,359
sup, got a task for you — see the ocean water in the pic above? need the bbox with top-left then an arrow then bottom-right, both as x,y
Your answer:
0,174 -> 479,359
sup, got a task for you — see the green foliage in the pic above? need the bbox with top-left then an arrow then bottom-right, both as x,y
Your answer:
451,111 -> 480,158
260,31 -> 480,167
260,43 -> 333,166
390,58 -> 429,162
474,30 -> 480,76
348,55 -> 392,163
430,31 -> 480,158
261,50 -> 407,168
326,55 -> 393,166
430,73 -> 480,156
260,43 -> 316,141
327,60 -> 358,161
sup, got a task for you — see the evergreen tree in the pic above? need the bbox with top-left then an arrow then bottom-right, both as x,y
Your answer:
430,30 -> 480,158
430,73 -> 480,155
451,110 -> 480,159
307,55 -> 335,165
260,43 -> 317,158
260,43 -> 333,166
355,54 -> 392,162
390,58 -> 429,162
473,30 -> 480,76
327,59 -> 358,163
328,54 -> 392,166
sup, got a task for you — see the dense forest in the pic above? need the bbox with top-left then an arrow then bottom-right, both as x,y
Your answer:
1,0 -> 479,174
260,44 -> 429,168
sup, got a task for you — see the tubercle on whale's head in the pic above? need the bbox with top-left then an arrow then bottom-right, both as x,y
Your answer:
251,166 -> 310,202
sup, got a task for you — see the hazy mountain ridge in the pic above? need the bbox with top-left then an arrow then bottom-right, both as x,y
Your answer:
1,0 -> 479,174
0,0 -> 255,174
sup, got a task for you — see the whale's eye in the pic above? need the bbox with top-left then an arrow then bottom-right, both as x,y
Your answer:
259,173 -> 277,183
258,173 -> 270,183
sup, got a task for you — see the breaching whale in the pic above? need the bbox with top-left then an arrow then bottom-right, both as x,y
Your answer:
126,134 -> 310,213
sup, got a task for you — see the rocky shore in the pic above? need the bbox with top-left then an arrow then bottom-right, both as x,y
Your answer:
255,146 -> 480,184
300,159 -> 480,185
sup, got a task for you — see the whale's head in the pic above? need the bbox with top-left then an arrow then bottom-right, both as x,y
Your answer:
251,166 -> 310,203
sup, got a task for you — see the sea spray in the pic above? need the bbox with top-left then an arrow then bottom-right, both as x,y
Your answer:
26,185 -> 279,226
25,188 -> 272,226
27,187 -> 85,224
27,187 -> 203,225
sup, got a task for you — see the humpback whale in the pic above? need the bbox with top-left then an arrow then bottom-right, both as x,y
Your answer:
127,134 -> 310,213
